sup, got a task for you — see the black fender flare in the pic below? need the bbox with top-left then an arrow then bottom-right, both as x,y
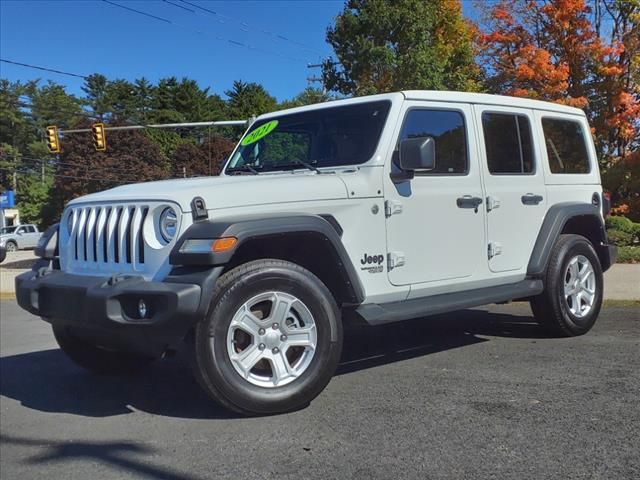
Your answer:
527,202 -> 610,276
170,213 -> 365,304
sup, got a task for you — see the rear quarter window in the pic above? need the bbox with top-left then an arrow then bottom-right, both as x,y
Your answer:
541,118 -> 591,174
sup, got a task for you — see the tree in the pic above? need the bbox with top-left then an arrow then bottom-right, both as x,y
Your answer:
278,87 -> 330,110
479,0 -> 638,157
225,80 -> 277,119
82,74 -> 110,120
55,121 -> 168,204
323,0 -> 481,96
171,135 -> 235,178
478,0 -> 639,217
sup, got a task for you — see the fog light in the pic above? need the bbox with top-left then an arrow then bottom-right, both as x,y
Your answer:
138,299 -> 148,319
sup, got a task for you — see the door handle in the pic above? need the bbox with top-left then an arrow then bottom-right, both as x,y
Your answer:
521,193 -> 543,205
457,195 -> 483,213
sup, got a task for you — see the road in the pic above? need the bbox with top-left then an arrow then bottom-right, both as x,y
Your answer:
0,300 -> 638,479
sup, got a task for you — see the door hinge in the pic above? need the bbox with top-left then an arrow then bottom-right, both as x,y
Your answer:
486,196 -> 501,212
385,200 -> 403,217
388,251 -> 406,270
488,242 -> 503,259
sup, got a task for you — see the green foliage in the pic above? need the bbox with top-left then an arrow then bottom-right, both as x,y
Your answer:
15,173 -> 53,228
278,88 -> 330,110
606,215 -> 635,233
225,80 -> 277,119
617,246 -> 640,263
323,0 -> 481,95
607,229 -> 634,246
606,215 -> 640,247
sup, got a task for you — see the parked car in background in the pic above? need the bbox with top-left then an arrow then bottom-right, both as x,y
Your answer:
0,224 -> 41,252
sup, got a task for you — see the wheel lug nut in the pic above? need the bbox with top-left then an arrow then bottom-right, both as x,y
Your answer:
258,343 -> 265,350
258,328 -> 265,335
272,347 -> 279,354
272,323 -> 279,330
280,334 -> 287,341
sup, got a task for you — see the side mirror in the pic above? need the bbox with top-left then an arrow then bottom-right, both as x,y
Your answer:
399,137 -> 436,172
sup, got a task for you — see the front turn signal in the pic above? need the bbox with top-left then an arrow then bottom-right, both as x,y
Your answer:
212,237 -> 237,253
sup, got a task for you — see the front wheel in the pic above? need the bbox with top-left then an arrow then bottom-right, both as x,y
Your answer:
5,241 -> 17,252
192,259 -> 343,415
530,234 -> 603,337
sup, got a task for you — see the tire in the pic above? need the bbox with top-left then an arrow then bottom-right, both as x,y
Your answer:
192,259 -> 343,416
53,326 -> 154,374
0,245 -> 6,263
530,234 -> 603,337
5,241 -> 17,252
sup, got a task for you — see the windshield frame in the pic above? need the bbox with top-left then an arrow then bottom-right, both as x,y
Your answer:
223,99 -> 393,175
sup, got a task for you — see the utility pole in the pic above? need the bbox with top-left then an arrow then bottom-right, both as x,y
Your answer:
12,154 -> 17,193
307,61 -> 333,96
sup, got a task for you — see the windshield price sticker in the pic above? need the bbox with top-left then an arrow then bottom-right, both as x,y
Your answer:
241,120 -> 279,146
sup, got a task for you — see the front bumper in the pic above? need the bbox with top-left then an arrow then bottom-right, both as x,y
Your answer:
16,264 -> 223,357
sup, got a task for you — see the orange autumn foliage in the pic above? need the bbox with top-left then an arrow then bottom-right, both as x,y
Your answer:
479,0 -> 639,159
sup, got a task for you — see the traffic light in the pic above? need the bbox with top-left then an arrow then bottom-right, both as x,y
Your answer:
91,123 -> 107,151
45,126 -> 61,153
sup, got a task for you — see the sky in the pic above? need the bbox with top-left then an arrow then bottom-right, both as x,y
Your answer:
0,0 -> 479,102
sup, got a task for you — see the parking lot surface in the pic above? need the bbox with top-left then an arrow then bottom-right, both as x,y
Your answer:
1,300 -> 638,479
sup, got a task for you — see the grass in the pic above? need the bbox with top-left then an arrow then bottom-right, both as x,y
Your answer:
603,299 -> 640,308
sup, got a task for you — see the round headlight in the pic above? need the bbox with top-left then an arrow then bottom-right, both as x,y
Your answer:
159,207 -> 178,243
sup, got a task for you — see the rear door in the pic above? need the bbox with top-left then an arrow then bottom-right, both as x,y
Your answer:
474,106 -> 547,273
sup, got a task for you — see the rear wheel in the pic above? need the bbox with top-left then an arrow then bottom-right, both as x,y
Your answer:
53,326 -> 154,374
192,259 -> 343,415
530,234 -> 603,336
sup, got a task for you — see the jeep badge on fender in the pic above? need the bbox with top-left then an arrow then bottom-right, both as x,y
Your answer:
15,91 -> 617,416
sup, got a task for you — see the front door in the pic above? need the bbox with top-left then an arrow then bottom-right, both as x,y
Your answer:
474,105 -> 547,273
384,102 -> 486,287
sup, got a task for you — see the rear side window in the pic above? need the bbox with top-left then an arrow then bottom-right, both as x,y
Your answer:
542,118 -> 591,174
482,112 -> 534,174
398,109 -> 468,174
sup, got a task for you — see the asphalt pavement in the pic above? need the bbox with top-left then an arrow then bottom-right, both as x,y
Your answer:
0,300 -> 638,480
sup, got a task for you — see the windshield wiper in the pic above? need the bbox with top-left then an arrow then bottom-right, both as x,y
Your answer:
226,165 -> 260,175
268,159 -> 322,174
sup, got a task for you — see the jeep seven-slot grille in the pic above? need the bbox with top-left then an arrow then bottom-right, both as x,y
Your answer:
69,205 -> 149,266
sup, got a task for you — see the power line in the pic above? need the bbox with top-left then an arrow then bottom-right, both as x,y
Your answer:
176,0 -> 327,56
0,58 -> 88,79
102,0 -> 307,63
4,155 -> 142,175
102,0 -> 171,23
163,0 -> 194,13
0,166 -> 136,184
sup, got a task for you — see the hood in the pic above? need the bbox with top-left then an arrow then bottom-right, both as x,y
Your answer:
67,172 -> 349,212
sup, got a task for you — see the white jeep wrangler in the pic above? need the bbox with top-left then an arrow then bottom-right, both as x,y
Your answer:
17,91 -> 617,415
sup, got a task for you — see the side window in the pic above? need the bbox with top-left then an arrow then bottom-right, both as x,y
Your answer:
398,109 -> 468,174
542,118 -> 591,174
26,226 -> 36,233
16,227 -> 25,234
482,112 -> 534,174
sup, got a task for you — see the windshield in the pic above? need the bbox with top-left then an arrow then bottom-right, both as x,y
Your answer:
0,226 -> 17,234
226,100 -> 391,173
